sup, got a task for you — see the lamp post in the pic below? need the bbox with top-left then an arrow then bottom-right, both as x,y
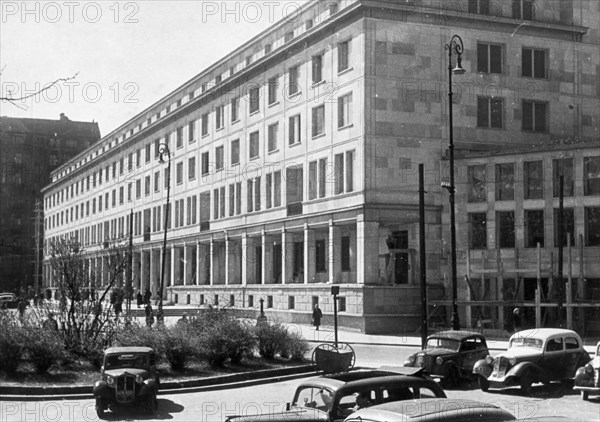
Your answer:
158,143 -> 171,323
444,34 -> 466,331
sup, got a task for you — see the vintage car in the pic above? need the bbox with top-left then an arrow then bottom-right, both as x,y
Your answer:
93,346 -> 160,417
225,367 -> 446,422
403,330 -> 489,387
473,328 -> 591,395
574,340 -> 600,400
0,292 -> 18,309
344,398 -> 517,421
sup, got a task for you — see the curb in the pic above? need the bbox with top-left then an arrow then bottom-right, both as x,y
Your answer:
0,364 -> 315,402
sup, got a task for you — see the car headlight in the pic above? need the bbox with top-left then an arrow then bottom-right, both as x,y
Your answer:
106,376 -> 115,386
485,355 -> 494,365
435,357 -> 444,366
585,364 -> 594,374
408,355 -> 416,364
136,375 -> 144,383
509,357 -> 517,366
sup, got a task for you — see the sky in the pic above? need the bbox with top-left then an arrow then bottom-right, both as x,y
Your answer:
0,0 -> 307,136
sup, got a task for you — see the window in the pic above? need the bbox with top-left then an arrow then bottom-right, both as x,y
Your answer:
338,93 -> 352,128
274,171 -> 281,207
289,114 -> 301,145
585,207 -> 600,246
176,127 -> 183,148
288,296 -> 295,309
341,236 -> 351,271
315,239 -> 327,273
154,171 -> 160,192
127,183 -> 132,202
338,39 -> 350,72
334,153 -> 344,195
522,100 -> 547,132
319,158 -> 327,198
524,161 -> 543,199
469,213 -> 487,249
136,149 -> 141,167
477,43 -> 502,74
231,97 -> 239,122
554,208 -> 575,247
309,161 -> 318,200
545,337 -> 563,353
249,86 -> 260,114
312,105 -> 325,137
522,47 -> 546,78
215,146 -> 224,170
497,211 -> 515,248
249,131 -> 259,159
144,176 -> 150,196
312,54 -> 323,84
231,139 -> 240,165
268,76 -> 278,104
329,3 -> 338,15
468,165 -> 487,202
512,0 -> 535,20
119,158 -> 124,175
284,31 -> 293,43
584,156 -> 600,196
469,0 -> 490,14
213,188 -> 219,219
188,157 -> 196,180
145,144 -> 151,163
495,163 -> 514,200
176,162 -> 183,184
136,179 -> 141,198
254,177 -> 261,212
346,151 -> 354,193
216,105 -> 224,129
552,158 -> 574,197
201,152 -> 210,176
202,113 -> 209,136
477,96 -> 503,128
264,43 -> 272,54
268,123 -> 278,152
305,19 -> 313,30
525,210 -> 544,247
289,66 -> 300,96
229,184 -> 235,216
164,168 -> 170,189
188,121 -> 195,143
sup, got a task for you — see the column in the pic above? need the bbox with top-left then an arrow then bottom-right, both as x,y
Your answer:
241,232 -> 248,286
357,217 -> 380,284
133,252 -> 141,292
224,233 -> 230,285
281,229 -> 287,285
149,249 -> 156,295
261,229 -> 267,285
170,245 -> 176,287
329,219 -> 340,284
102,256 -> 109,287
184,243 -> 190,285
196,240 -> 201,285
209,237 -> 214,286
304,224 -> 311,284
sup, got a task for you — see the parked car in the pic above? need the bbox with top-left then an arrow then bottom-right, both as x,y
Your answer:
93,346 -> 160,417
473,328 -> 591,395
343,398 -> 516,421
574,340 -> 600,400
225,367 -> 446,422
0,292 -> 18,309
403,330 -> 489,387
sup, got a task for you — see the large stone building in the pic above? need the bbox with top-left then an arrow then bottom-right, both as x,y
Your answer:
42,0 -> 599,333
0,114 -> 100,294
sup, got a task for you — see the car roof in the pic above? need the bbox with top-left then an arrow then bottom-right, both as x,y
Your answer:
104,346 -> 154,354
346,398 -> 515,421
428,330 -> 483,341
0,293 -> 16,299
510,328 -> 581,340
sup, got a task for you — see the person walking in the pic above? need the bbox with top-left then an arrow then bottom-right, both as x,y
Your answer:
143,289 -> 151,305
145,303 -> 155,327
312,304 -> 323,331
136,291 -> 143,308
43,312 -> 59,332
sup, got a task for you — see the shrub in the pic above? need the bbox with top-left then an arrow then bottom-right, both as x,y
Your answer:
23,327 -> 67,373
162,325 -> 197,371
254,322 -> 288,360
0,313 -> 25,374
113,323 -> 166,359
280,331 -> 309,361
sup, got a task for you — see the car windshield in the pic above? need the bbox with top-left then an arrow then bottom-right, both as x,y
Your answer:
293,387 -> 334,412
426,338 -> 460,352
509,337 -> 543,349
104,353 -> 148,370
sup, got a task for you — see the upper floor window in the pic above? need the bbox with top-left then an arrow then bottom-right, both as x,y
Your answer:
495,163 -> 514,201
338,93 -> 352,128
312,105 -> 325,137
522,100 -> 547,132
284,31 -> 293,43
215,146 -> 224,170
188,157 -> 196,180
584,156 -> 600,196
289,66 -> 300,96
524,160 -> 543,199
201,113 -> 209,136
249,86 -> 260,114
585,207 -> 600,246
176,127 -> 184,148
338,39 -> 350,72
231,97 -> 239,122
289,114 -> 301,145
469,213 -> 487,249
145,144 -> 151,163
468,165 -> 487,202
552,158 -> 574,197
312,54 -> 323,84
249,131 -> 259,159
525,209 -> 544,247
477,43 -> 502,74
216,105 -> 225,130
469,0 -> 490,15
477,96 -> 503,128
231,139 -> 240,165
201,152 -> 210,176
176,162 -> 183,184
188,121 -> 196,143
268,122 -> 279,153
522,48 -> 547,78
512,0 -> 535,20
268,76 -> 278,105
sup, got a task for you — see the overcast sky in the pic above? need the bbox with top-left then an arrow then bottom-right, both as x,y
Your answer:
1,0 -> 306,135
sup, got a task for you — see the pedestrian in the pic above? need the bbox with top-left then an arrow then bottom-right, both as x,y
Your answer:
144,289 -> 151,305
42,312 -> 59,332
136,291 -> 143,308
17,298 -> 27,322
177,312 -> 189,325
513,307 -> 522,333
145,303 -> 155,327
312,304 -> 323,331
114,300 -> 123,321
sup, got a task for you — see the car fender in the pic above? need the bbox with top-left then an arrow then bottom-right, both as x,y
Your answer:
139,379 -> 157,396
93,381 -> 111,398
506,361 -> 543,379
574,366 -> 594,385
472,359 -> 492,378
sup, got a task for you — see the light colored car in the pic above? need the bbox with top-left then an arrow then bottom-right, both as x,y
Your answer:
0,292 -> 18,309
473,328 -> 591,395
574,341 -> 600,400
344,398 -> 516,421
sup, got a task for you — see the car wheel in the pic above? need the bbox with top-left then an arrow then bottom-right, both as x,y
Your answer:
95,397 -> 105,418
479,376 -> 490,392
520,370 -> 533,396
581,390 -> 589,401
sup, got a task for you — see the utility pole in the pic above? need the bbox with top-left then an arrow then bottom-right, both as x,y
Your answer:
33,199 -> 43,294
557,175 -> 564,327
419,164 -> 428,349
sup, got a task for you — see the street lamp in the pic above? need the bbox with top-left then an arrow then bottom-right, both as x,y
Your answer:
444,34 -> 466,331
157,143 -> 172,324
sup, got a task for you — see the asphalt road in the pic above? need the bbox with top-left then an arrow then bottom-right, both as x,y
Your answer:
2,344 -> 599,422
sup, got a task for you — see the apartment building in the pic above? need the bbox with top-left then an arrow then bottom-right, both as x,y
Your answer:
42,0 -> 599,333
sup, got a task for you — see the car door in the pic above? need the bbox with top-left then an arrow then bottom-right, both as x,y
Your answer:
460,337 -> 484,371
540,336 -> 566,380
564,336 -> 585,377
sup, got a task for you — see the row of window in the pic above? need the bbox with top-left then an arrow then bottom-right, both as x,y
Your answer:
468,156 -> 600,202
477,98 -> 548,132
468,206 -> 600,249
469,0 -> 535,21
477,43 -> 546,77
197,294 -> 348,312
46,92 -> 353,211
